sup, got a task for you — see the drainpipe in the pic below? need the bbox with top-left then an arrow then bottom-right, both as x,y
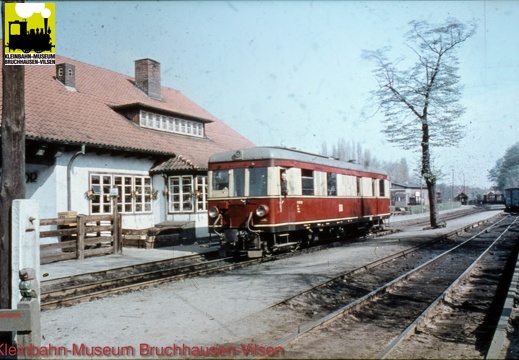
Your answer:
67,145 -> 86,211
162,174 -> 169,222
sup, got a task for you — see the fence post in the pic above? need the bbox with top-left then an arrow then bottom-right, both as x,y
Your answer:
76,214 -> 85,260
7,200 -> 41,356
118,214 -> 123,254
11,200 -> 40,308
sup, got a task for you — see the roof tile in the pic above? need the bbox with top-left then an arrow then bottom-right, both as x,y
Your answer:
0,55 -> 255,169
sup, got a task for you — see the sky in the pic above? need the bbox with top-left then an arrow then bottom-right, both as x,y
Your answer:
51,0 -> 519,189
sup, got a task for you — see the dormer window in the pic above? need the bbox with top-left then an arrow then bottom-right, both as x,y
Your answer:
140,110 -> 204,137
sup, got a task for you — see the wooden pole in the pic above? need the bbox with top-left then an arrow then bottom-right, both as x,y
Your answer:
1,0 -> 26,346
112,195 -> 120,254
76,215 -> 85,260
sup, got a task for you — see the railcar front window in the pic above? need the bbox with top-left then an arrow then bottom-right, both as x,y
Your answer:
212,170 -> 229,191
249,167 -> 268,196
233,168 -> 245,197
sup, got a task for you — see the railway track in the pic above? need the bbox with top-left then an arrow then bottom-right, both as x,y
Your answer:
40,252 -> 237,310
250,214 -> 519,359
40,207 -> 494,311
39,239 -> 361,310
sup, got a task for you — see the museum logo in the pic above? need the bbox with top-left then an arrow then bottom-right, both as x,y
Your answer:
4,3 -> 55,65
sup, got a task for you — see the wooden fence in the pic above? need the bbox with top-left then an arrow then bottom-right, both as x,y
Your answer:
40,214 -> 122,264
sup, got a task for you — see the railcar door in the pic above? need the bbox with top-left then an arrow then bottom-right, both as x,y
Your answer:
275,167 -> 296,229
360,177 -> 377,219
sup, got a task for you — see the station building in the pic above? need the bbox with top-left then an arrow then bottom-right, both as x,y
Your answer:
390,182 -> 440,207
0,56 -> 254,244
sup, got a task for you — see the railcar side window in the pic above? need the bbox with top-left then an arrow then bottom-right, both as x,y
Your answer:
212,170 -> 229,191
327,173 -> 337,196
250,167 -> 268,196
302,170 -> 314,196
379,179 -> 385,197
233,168 -> 245,197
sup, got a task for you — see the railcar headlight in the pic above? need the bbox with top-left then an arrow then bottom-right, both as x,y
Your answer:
255,205 -> 269,218
208,207 -> 220,218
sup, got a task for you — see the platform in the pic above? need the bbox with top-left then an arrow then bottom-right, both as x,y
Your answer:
40,238 -> 219,281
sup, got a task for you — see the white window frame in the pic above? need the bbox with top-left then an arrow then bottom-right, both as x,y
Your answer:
196,176 -> 208,212
168,175 -> 208,213
89,173 -> 153,214
140,110 -> 205,137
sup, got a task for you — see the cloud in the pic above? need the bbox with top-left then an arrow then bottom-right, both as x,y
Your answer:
15,3 -> 52,19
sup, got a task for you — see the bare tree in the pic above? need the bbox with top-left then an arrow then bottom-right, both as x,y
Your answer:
363,18 -> 476,228
322,137 -> 375,167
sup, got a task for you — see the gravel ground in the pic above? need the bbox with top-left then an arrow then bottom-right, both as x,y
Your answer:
39,209 -> 503,358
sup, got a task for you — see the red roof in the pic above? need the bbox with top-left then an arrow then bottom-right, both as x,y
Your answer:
0,55 -> 255,169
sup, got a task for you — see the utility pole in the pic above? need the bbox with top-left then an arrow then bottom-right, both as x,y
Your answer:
1,0 -> 26,346
451,169 -> 454,209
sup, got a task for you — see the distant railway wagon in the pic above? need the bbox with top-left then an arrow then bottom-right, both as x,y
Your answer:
504,188 -> 519,212
207,147 -> 391,258
482,191 -> 505,205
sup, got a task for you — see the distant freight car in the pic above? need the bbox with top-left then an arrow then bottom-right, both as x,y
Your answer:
482,191 -> 505,205
504,188 -> 519,212
207,146 -> 391,258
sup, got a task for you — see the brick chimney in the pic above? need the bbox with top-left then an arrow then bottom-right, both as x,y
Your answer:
135,58 -> 161,100
56,63 -> 76,89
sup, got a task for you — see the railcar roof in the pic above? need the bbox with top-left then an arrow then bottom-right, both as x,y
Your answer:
209,146 -> 387,175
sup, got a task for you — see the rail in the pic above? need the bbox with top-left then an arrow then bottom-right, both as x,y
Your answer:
259,214 -> 512,356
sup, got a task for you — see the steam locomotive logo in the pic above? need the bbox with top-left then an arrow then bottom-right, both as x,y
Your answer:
4,3 -> 55,54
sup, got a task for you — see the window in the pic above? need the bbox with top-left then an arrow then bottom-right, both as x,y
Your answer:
89,173 -> 152,214
169,176 -> 192,212
168,175 -> 207,213
302,170 -> 314,196
249,167 -> 268,196
134,176 -> 152,212
140,110 -> 205,137
379,179 -> 385,197
196,176 -> 208,211
357,177 -> 362,196
233,168 -> 245,197
327,173 -> 337,196
212,170 -> 229,191
114,175 -> 133,213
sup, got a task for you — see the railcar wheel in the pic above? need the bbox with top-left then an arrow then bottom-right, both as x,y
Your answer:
302,232 -> 317,247
261,241 -> 272,257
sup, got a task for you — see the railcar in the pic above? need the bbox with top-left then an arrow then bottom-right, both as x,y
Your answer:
504,188 -> 519,212
207,147 -> 391,258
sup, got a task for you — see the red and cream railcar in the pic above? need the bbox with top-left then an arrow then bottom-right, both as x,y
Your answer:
207,147 -> 390,257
